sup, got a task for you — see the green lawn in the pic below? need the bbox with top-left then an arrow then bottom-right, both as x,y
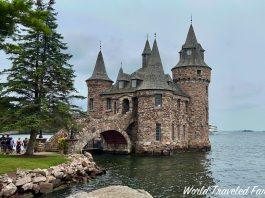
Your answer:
0,154 -> 68,174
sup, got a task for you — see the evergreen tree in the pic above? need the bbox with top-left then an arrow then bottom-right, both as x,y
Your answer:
1,0 -> 83,155
0,0 -> 50,52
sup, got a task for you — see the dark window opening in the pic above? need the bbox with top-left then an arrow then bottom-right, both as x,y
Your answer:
122,98 -> 130,114
155,94 -> 162,107
107,98 -> 112,110
197,70 -> 202,76
89,98 -> 94,111
177,99 -> 181,110
114,101 -> 117,114
156,123 -> 161,141
185,101 -> 188,112
172,124 -> 175,140
206,86 -> 208,95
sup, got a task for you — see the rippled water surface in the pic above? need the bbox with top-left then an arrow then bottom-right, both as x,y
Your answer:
49,131 -> 265,197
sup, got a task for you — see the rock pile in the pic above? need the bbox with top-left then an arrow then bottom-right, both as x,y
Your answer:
0,152 -> 104,197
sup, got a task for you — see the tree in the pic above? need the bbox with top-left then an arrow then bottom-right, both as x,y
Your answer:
1,0 -> 83,155
0,0 -> 51,52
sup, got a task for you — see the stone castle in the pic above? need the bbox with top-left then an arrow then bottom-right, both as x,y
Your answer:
75,24 -> 212,155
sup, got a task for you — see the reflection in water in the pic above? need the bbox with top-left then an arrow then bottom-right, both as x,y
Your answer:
49,152 -> 215,198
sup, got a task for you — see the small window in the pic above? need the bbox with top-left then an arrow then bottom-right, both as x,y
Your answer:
107,98 -> 112,110
132,79 -> 137,88
118,81 -> 124,89
89,98 -> 94,111
185,101 -> 188,112
177,99 -> 181,109
206,86 -> 208,95
183,125 -> 186,140
155,94 -> 162,107
114,101 -> 117,114
197,70 -> 202,76
156,123 -> 161,141
172,124 -> 175,140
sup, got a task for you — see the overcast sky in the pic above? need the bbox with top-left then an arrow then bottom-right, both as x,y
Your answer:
1,0 -> 265,131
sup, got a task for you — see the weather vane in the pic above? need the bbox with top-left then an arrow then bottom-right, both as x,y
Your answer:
191,14 -> 193,24
100,41 -> 102,50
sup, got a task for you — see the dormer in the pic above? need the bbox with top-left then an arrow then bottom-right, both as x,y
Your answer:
116,67 -> 130,89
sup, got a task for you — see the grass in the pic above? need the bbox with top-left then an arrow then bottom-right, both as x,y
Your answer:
0,153 -> 68,174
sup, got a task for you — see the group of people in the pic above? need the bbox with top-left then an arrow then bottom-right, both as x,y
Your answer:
0,134 -> 29,154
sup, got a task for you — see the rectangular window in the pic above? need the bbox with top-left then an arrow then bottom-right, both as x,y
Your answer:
155,94 -> 162,107
185,101 -> 188,112
177,99 -> 181,110
172,124 -> 175,140
197,70 -> 202,76
132,79 -> 137,88
114,101 -> 117,114
177,125 -> 180,140
107,98 -> 112,110
183,125 -> 186,140
118,81 -> 124,89
89,98 -> 94,111
156,123 -> 161,141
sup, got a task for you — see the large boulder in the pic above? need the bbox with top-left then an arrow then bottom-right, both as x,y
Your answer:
15,176 -> 31,186
2,183 -> 17,197
67,185 -> 153,198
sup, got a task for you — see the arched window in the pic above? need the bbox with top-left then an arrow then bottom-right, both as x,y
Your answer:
185,101 -> 188,112
156,123 -> 161,141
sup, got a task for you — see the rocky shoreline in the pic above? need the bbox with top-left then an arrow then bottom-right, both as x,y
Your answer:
0,152 -> 105,197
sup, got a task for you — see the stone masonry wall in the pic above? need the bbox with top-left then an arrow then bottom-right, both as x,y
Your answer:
172,66 -> 211,150
135,90 -> 189,155
86,80 -> 113,118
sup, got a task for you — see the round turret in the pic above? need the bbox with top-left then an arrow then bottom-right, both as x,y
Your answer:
172,24 -> 211,150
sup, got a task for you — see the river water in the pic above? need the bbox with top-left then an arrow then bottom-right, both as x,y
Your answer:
48,131 -> 265,197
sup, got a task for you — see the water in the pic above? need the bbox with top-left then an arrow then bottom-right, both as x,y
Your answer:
48,131 -> 265,197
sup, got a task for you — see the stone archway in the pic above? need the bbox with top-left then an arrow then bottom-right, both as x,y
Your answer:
100,130 -> 130,154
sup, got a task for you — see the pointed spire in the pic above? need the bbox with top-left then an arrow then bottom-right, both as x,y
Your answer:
184,24 -> 198,47
142,38 -> 151,55
87,50 -> 113,82
148,38 -> 163,68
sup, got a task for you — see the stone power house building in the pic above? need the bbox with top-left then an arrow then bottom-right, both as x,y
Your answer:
78,24 -> 212,155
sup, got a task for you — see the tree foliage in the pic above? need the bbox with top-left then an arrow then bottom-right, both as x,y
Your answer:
0,0 -> 51,51
1,0 -> 84,155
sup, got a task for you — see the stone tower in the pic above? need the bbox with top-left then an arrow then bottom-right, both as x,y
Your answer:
171,24 -> 211,150
86,50 -> 113,118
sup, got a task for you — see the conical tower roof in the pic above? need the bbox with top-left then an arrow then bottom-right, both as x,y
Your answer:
87,51 -> 113,82
183,24 -> 198,48
142,39 -> 151,55
147,39 -> 164,73
173,24 -> 210,69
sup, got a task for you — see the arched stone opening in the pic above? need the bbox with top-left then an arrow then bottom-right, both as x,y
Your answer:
122,98 -> 130,114
100,130 -> 131,154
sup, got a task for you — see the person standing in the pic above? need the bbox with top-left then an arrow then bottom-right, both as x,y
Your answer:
16,138 -> 23,154
23,138 -> 29,151
0,135 -> 6,153
5,134 -> 12,154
